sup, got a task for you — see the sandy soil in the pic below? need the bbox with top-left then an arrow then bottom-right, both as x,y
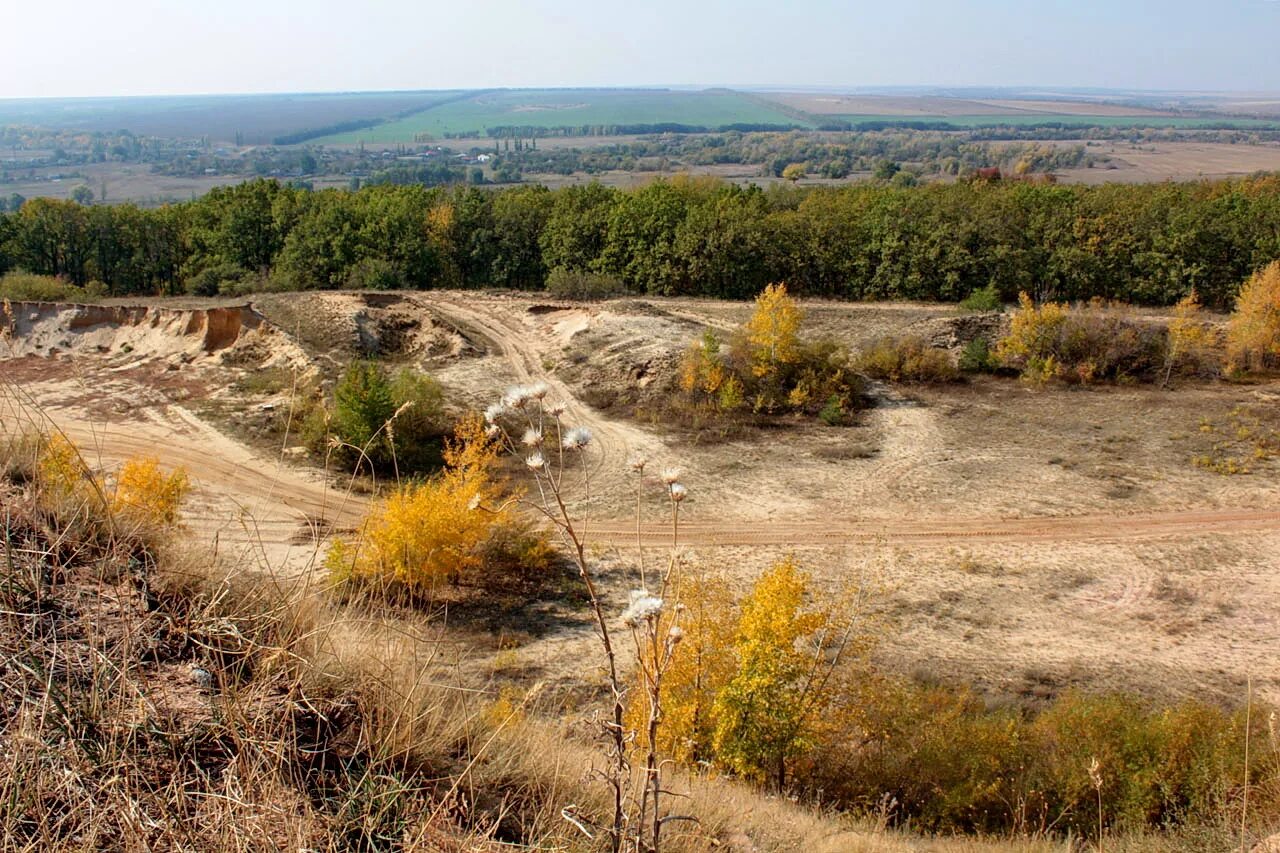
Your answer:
4,292 -> 1278,705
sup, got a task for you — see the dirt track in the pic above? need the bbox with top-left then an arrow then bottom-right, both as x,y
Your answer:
8,294 -> 1278,559
27,410 -> 1280,550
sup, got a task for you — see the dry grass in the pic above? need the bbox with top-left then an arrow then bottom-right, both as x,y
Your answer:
4,299 -> 1279,852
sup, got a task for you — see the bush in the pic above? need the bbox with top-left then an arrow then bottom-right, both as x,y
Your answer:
345,257 -> 406,290
856,335 -> 960,382
110,456 -> 190,527
328,361 -> 447,477
996,293 -> 1167,384
957,336 -> 998,373
545,267 -> 627,301
0,270 -> 106,302
674,285 -> 865,424
801,678 -> 1272,838
326,415 -> 545,595
959,284 -> 1003,312
1226,261 -> 1280,374
1162,289 -> 1220,384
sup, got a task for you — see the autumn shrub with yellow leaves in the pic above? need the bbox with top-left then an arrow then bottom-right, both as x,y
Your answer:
628,556 -> 872,792
31,433 -> 189,540
326,414 -> 551,595
110,457 -> 190,527
996,293 -> 1167,384
674,283 -> 863,424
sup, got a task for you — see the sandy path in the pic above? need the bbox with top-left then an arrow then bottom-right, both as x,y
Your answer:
12,395 -> 1280,551
5,294 -> 1278,558
423,294 -> 667,473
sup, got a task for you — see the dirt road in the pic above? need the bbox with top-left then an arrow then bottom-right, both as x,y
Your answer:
8,293 -> 1276,561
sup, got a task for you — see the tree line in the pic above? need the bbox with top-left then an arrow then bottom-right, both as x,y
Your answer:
4,174 -> 1280,306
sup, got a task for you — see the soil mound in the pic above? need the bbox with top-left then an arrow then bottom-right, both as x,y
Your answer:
0,301 -> 307,369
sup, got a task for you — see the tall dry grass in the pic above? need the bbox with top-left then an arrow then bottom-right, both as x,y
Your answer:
1,371 -> 1274,853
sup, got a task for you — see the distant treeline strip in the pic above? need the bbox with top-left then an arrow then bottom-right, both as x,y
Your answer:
4,174 -> 1280,307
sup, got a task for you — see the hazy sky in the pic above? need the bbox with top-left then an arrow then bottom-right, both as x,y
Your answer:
4,0 -> 1280,98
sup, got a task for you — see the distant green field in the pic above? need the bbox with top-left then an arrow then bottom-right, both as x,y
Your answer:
831,114 -> 1280,129
315,89 -> 811,143
0,91 -> 468,144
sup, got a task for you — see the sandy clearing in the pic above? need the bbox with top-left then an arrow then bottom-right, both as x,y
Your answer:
6,293 -> 1280,703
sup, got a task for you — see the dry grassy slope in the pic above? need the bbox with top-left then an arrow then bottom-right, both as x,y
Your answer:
3,291 -> 1279,706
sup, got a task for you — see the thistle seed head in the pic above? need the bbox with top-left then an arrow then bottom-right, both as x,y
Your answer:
562,427 -> 592,451
621,589 -> 664,627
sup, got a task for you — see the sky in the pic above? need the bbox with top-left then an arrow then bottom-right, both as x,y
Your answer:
3,0 -> 1280,99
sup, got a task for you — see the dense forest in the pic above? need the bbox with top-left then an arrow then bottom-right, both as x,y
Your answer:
3,173 -> 1280,306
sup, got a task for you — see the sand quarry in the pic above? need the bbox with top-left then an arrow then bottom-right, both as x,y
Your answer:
2,291 -> 1277,707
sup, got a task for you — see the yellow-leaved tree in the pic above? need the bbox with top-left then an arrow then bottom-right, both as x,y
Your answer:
326,414 -> 508,592
711,557 -> 839,790
1226,261 -> 1280,374
1162,289 -> 1217,386
625,571 -> 736,764
746,283 -> 803,378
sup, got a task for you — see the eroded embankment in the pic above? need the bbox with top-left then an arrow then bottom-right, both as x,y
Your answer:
0,301 -> 307,369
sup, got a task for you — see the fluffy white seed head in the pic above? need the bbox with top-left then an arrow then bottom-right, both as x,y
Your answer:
547,401 -> 566,418
660,467 -> 682,485
502,386 -> 533,410
669,483 -> 688,502
525,452 -> 547,471
528,381 -> 550,400
621,589 -> 664,627
521,427 -> 543,447
628,455 -> 648,473
562,427 -> 592,451
484,403 -> 506,424
667,625 -> 685,645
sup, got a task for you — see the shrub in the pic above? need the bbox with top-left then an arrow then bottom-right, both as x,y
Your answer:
36,433 -> 90,505
1226,261 -> 1280,374
802,678 -> 1272,838
0,270 -> 106,302
626,571 -> 736,764
325,415 -> 518,594
328,361 -> 446,477
674,285 -> 864,425
544,266 -> 626,301
959,284 -> 1003,312
110,456 -> 190,527
996,293 -> 1167,384
856,335 -> 960,382
1162,289 -> 1220,385
958,336 -> 998,373
345,257 -> 406,290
